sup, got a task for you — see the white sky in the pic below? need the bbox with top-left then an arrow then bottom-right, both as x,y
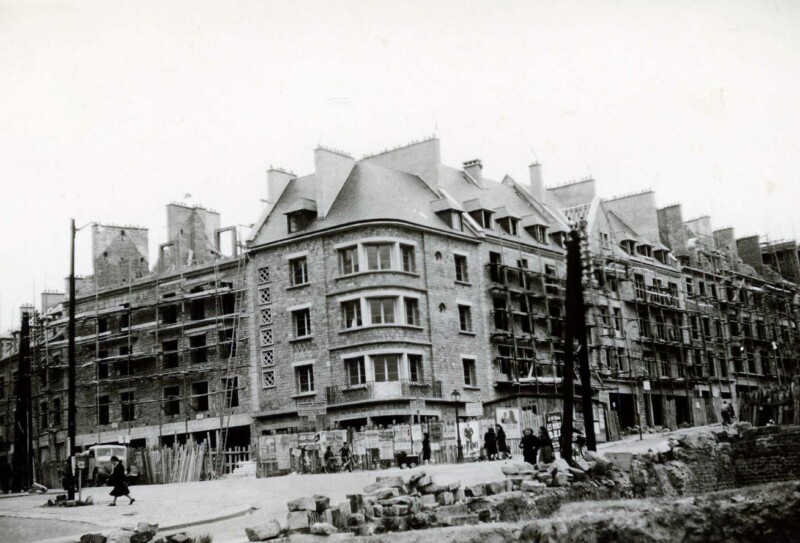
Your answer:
1,0 -> 799,331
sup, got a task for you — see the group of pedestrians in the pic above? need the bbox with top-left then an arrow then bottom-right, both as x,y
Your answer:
519,426 -> 555,465
482,425 -> 510,460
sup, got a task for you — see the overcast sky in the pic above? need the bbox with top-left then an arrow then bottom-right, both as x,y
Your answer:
1,0 -> 799,331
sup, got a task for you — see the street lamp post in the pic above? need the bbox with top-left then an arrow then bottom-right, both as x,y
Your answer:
451,389 -> 463,463
68,220 -> 95,500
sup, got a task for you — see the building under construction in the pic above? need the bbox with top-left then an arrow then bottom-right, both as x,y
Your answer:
1,138 -> 799,478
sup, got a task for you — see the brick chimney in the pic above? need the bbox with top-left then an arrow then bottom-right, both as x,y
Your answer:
463,159 -> 483,184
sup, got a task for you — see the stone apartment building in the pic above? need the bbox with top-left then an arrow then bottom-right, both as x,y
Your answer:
2,137 -> 799,467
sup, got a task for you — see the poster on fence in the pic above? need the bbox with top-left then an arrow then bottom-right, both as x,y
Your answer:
393,424 -> 411,442
429,421 -> 444,442
496,407 -> 522,439
318,430 -> 347,448
411,424 -> 423,442
379,436 -> 394,460
546,412 -> 562,454
276,434 -> 293,470
259,436 -> 276,463
460,420 -> 482,458
297,432 -> 317,446
353,433 -> 367,455
365,430 -> 380,449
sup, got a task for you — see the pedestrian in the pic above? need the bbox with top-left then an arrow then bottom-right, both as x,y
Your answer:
422,432 -> 432,465
538,427 -> 554,463
727,403 -> 736,423
340,443 -> 352,472
496,424 -> 509,459
484,426 -> 498,460
721,401 -> 731,426
107,456 -> 134,506
0,458 -> 11,494
519,428 -> 541,465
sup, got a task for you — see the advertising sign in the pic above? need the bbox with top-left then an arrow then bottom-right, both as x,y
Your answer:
496,407 -> 522,439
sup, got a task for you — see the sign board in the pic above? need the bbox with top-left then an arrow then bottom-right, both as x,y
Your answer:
429,421 -> 444,442
496,407 -> 522,439
411,424 -> 423,442
393,425 -> 411,442
410,400 -> 425,411
353,433 -> 368,455
545,412 -> 562,454
643,380 -> 651,391
259,436 -> 277,463
77,460 -> 86,470
276,434 -> 294,470
365,430 -> 380,449
379,437 -> 394,460
465,402 -> 483,417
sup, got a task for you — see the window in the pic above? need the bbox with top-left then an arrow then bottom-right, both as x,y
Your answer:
260,328 -> 273,346
469,209 -> 493,229
189,334 -> 208,364
120,313 -> 129,330
222,377 -> 239,408
293,308 -> 311,338
162,339 -> 179,368
290,257 -> 308,286
118,346 -> 132,376
98,396 -> 110,425
373,354 -> 400,382
458,305 -> 473,332
221,292 -> 236,315
261,349 -> 274,367
98,317 -> 108,333
686,278 -> 694,296
295,365 -> 315,393
451,211 -> 464,231
341,300 -> 362,329
405,298 -> 420,326
191,382 -> 209,412
218,328 -> 235,359
163,386 -> 180,416
613,308 -> 622,332
489,252 -> 502,282
260,307 -> 273,326
600,232 -> 610,249
531,225 -> 547,244
339,246 -> 359,275
369,298 -> 395,325
462,358 -> 477,386
98,351 -> 109,379
287,210 -> 315,233
190,299 -> 205,321
408,354 -> 423,382
401,245 -> 416,273
454,254 -> 469,283
161,305 -> 177,324
53,398 -> 62,426
40,401 -> 48,428
262,370 -> 276,388
258,286 -> 272,305
121,391 -> 135,422
366,243 -> 392,270
346,357 -> 367,386
258,266 -> 271,284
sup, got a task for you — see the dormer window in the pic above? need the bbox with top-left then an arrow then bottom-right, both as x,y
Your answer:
551,231 -> 567,249
451,211 -> 464,231
285,198 -> 318,234
654,249 -> 669,264
636,244 -> 653,258
497,217 -> 519,236
526,224 -> 547,244
621,240 -> 636,254
469,209 -> 493,230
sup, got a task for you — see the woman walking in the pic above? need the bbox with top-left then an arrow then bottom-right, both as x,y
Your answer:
519,428 -> 540,465
108,456 -> 135,506
496,425 -> 509,459
538,427 -> 555,463
483,427 -> 498,460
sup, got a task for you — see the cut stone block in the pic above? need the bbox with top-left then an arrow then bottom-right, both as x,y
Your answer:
245,520 -> 282,541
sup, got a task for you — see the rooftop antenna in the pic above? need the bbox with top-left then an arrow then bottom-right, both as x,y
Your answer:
529,146 -> 539,164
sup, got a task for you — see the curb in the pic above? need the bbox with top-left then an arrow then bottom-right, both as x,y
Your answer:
33,505 -> 258,543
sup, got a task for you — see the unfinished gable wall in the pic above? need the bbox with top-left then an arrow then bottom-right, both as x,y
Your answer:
685,216 -> 714,249
736,236 -> 763,271
92,225 -> 149,289
657,205 -> 688,254
162,204 -> 221,270
602,191 -> 659,244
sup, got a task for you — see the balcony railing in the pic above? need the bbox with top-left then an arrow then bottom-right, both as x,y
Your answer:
325,379 -> 442,406
636,286 -> 678,308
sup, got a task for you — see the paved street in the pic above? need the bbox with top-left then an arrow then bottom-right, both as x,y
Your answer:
0,424 -> 725,542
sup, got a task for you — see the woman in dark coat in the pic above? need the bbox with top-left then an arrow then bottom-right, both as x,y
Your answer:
108,456 -> 135,506
422,432 -> 432,464
538,426 -> 555,463
483,427 -> 498,460
495,425 -> 509,459
519,428 -> 540,465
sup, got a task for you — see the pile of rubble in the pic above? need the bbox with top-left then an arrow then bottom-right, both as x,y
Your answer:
245,456 -> 632,540
79,522 -> 159,543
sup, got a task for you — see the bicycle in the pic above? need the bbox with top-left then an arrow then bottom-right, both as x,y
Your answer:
323,455 -> 357,473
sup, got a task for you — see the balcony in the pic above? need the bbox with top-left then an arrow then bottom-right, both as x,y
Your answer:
325,379 -> 442,406
635,286 -> 679,308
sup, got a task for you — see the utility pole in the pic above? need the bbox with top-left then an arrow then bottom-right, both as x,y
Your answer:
67,219 -> 77,500
12,310 -> 32,492
576,223 -> 597,452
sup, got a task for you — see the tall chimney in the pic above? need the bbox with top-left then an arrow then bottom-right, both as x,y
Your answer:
463,159 -> 483,184
266,168 -> 295,205
528,163 -> 544,201
315,147 -> 355,219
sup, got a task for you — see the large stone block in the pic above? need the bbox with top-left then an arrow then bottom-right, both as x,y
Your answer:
605,452 -> 634,471
484,481 -> 506,495
245,520 -> 282,541
313,495 -> 330,512
521,480 -> 546,491
347,494 -> 365,513
310,522 -> 337,535
80,535 -> 107,543
286,511 -> 310,532
376,476 -> 405,488
464,484 -> 485,497
369,487 -> 400,500
287,496 -> 317,512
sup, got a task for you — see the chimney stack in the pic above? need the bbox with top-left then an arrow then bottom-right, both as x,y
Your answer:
266,168 -> 295,204
463,159 -> 483,184
528,163 -> 544,201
